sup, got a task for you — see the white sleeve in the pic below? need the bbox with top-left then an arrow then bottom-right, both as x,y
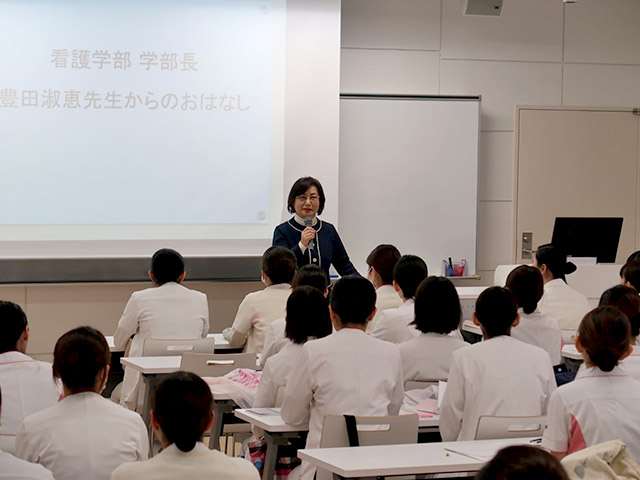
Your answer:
201,294 -> 210,338
253,361 -> 279,408
541,358 -> 558,413
15,420 -> 38,463
135,414 -> 150,460
113,294 -> 139,350
370,311 -> 393,343
541,389 -> 570,454
388,347 -> 405,415
438,357 -> 465,442
280,347 -> 313,426
226,295 -> 254,348
261,321 -> 281,367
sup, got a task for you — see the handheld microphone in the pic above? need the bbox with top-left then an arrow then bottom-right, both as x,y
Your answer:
304,217 -> 315,250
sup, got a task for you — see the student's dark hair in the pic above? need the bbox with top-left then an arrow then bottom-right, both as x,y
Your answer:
286,176 -> 326,215
599,285 -> 640,337
579,306 -> 630,372
53,326 -> 110,392
475,287 -> 518,338
292,265 -> 328,291
505,265 -> 544,315
620,259 -> 640,292
366,245 -> 401,285
393,255 -> 428,299
412,276 -> 461,335
262,246 -> 297,285
534,244 -> 576,282
0,301 -> 28,354
474,445 -> 569,480
627,251 -> 640,263
330,275 -> 376,325
285,286 -> 332,344
152,371 -> 213,452
151,248 -> 185,285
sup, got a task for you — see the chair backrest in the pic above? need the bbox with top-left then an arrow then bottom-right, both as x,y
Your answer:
142,337 -> 215,357
404,380 -> 438,391
180,352 -> 256,377
0,434 -> 16,454
474,415 -> 547,440
274,384 -> 286,408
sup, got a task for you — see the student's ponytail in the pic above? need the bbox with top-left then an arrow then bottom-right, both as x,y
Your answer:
578,306 -> 630,373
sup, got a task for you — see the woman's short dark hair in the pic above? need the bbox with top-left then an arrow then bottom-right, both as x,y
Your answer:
412,277 -> 461,335
621,259 -> 640,292
475,445 -> 569,480
286,177 -> 326,215
0,301 -> 28,354
330,275 -> 376,325
152,371 -> 213,453
393,255 -> 428,299
627,251 -> 640,263
535,244 -> 576,282
151,248 -> 185,284
599,285 -> 640,337
53,326 -> 110,392
366,245 -> 401,285
292,265 -> 328,291
505,265 -> 544,315
475,287 -> 518,338
285,286 -> 332,344
262,246 -> 297,285
579,306 -> 630,372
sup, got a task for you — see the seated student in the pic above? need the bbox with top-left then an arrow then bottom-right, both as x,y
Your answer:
0,301 -> 62,435
111,371 -> 259,480
114,248 -> 209,409
281,275 -> 404,480
371,255 -> 427,344
600,286 -> 640,381
475,445 -> 569,480
260,265 -> 328,367
399,276 -> 468,383
542,306 -> 640,460
255,286 -> 332,408
224,246 -> 297,353
506,265 -> 563,366
439,287 -> 556,442
620,258 -> 640,292
0,386 -> 55,480
365,244 -> 403,333
17,327 -> 148,480
534,244 -> 590,342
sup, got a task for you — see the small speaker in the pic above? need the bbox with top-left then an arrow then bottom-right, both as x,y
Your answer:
463,0 -> 503,16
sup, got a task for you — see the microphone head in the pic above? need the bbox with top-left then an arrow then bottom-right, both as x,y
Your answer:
304,216 -> 313,227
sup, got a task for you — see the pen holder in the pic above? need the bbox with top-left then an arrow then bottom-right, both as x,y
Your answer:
443,259 -> 467,277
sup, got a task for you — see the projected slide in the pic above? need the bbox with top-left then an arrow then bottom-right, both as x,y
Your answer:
0,0 -> 284,232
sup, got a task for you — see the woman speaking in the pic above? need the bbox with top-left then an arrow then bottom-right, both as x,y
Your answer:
273,177 -> 358,280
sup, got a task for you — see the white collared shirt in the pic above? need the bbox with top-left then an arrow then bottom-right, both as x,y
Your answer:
367,284 -> 403,333
620,344 -> 640,382
370,299 -> 419,344
17,392 -> 148,480
542,365 -> 640,460
255,342 -> 305,408
511,308 -> 563,365
0,351 -> 62,435
0,448 -> 54,480
399,332 -> 468,383
538,278 -> 590,331
259,317 -> 288,367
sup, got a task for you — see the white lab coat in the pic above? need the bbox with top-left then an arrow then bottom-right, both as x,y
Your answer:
399,332 -> 468,383
510,308 -> 563,365
366,284 -> 403,333
281,328 -> 404,480
439,335 -> 557,442
621,344 -> 640,381
0,351 -> 62,435
110,442 -> 259,480
254,342 -> 304,408
538,278 -> 590,332
370,299 -> 419,344
113,282 -> 209,406
0,448 -> 55,480
16,392 -> 148,480
227,284 -> 291,353
542,366 -> 640,461
259,317 -> 288,367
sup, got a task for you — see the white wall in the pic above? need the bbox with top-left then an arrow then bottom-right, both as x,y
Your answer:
341,0 -> 640,284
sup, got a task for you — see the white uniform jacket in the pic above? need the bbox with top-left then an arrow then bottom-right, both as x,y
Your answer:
439,335 -> 556,442
113,282 -> 209,405
280,328 -> 404,480
227,284 -> 291,353
0,351 -> 62,435
538,279 -> 590,332
110,442 -> 259,480
0,448 -> 55,480
370,299 -> 419,344
542,365 -> 640,461
254,342 -> 304,408
399,332 -> 468,383
511,308 -> 563,365
16,392 -> 149,480
259,317 -> 288,367
621,344 -> 640,381
366,285 -> 403,333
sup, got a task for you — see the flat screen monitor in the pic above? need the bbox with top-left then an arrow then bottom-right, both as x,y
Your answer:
551,217 -> 623,263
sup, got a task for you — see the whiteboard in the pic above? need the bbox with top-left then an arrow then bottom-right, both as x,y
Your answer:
338,95 -> 480,277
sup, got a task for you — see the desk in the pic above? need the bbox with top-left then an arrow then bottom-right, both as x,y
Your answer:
562,344 -> 582,361
106,333 -> 233,352
298,437 -> 539,479
461,320 -> 482,337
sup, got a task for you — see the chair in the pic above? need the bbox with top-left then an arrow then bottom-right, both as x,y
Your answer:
316,414 -> 419,480
0,434 -> 16,454
142,337 -> 215,357
179,352 -> 256,377
474,415 -> 547,440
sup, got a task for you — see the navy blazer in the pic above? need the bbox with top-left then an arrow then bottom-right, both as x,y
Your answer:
272,217 -> 358,279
